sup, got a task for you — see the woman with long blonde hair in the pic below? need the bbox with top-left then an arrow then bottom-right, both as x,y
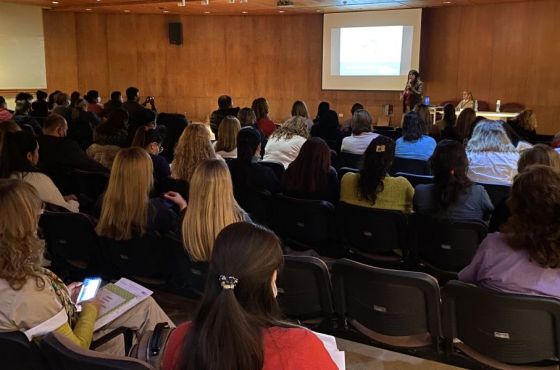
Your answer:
172,124 -> 216,183
0,179 -> 173,354
263,115 -> 309,169
96,147 -> 177,240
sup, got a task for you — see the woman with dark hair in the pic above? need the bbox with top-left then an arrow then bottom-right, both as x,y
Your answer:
282,138 -> 339,203
13,100 -> 42,136
341,136 -> 414,213
69,98 -> 100,150
47,90 -> 61,111
460,165 -> 560,297
162,222 -> 337,370
31,90 -> 49,117
132,126 -> 171,189
433,103 -> 459,141
84,90 -> 103,117
414,140 -> 493,221
252,97 -> 275,138
0,131 -> 79,212
313,101 -> 330,124
508,109 -> 538,143
395,111 -> 436,160
93,108 -> 129,147
310,109 -> 343,152
455,108 -> 477,144
401,69 -> 423,113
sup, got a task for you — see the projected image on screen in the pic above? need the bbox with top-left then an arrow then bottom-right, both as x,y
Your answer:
339,26 -> 403,76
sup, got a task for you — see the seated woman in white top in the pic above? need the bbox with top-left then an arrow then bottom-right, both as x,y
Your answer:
0,131 -> 79,212
213,116 -> 240,159
466,120 -> 519,186
340,109 -> 379,155
263,116 -> 309,168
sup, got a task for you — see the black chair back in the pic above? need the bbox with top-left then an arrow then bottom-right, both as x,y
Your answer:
442,280 -> 560,367
270,195 -> 340,256
376,130 -> 402,141
390,157 -> 431,176
157,113 -> 189,162
73,170 -> 109,200
39,211 -> 100,279
410,214 -> 488,273
337,167 -> 358,180
332,259 -> 441,349
42,332 -> 153,370
0,331 -> 50,370
276,255 -> 335,324
394,172 -> 433,188
338,152 -> 362,169
337,201 -> 409,262
234,189 -> 272,226
259,161 -> 285,180
330,149 -> 339,169
478,183 -> 510,208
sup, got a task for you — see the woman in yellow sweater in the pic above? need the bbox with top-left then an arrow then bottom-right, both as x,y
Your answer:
0,179 -> 172,355
340,136 -> 414,213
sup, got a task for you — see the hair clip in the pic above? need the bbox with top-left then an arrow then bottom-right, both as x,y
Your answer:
376,145 -> 386,153
218,275 -> 239,290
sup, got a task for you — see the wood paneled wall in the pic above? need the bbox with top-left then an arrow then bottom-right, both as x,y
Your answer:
43,0 -> 560,133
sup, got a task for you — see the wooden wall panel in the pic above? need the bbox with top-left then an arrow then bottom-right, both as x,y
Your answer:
43,0 -> 560,133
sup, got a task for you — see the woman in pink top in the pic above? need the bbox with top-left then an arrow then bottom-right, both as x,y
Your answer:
459,165 -> 560,297
162,222 -> 337,370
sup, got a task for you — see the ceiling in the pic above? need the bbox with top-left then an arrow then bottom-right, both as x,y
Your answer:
2,0 -> 537,15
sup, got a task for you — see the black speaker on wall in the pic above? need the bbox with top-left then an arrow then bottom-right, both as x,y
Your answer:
168,22 -> 183,45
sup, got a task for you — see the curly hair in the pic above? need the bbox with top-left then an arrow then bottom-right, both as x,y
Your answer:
466,120 -> 517,152
502,165 -> 560,268
0,179 -> 45,290
357,136 -> 395,205
172,124 -> 216,183
270,116 -> 309,141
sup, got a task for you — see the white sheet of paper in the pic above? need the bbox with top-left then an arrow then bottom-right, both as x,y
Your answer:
313,331 -> 346,370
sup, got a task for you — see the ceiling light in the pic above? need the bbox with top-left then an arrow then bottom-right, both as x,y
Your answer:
201,0 -> 209,5
86,8 -> 92,11
443,0 -> 451,3
228,0 -> 235,4
204,11 -> 210,13
51,1 -> 59,4
278,10 -> 285,13
178,0 -> 186,6
316,9 -> 322,12
124,9 -> 130,12
242,11 -> 248,13
163,9 -> 169,13
240,0 -> 248,3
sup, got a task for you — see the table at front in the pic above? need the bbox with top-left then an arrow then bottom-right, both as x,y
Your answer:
428,107 -> 518,125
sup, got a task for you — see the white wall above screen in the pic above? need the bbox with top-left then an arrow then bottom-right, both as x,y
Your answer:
322,9 -> 422,91
0,3 -> 47,90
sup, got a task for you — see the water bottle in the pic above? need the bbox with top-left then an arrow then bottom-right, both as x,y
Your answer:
474,100 -> 478,112
496,100 -> 501,113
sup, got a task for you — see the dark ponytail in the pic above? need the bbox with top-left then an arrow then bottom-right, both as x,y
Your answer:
180,222 -> 285,370
0,131 -> 38,178
357,136 -> 395,205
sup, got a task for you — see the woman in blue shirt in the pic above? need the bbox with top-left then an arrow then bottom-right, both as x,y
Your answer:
395,112 -> 436,161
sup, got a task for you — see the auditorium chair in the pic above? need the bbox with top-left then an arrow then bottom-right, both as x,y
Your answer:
73,169 -> 110,200
338,152 -> 363,169
269,195 -> 342,257
330,149 -> 339,169
276,255 -> 335,329
337,201 -> 410,266
0,331 -> 50,370
439,100 -> 459,108
338,166 -> 358,180
332,259 -> 442,352
500,102 -> 525,113
156,113 -> 189,162
39,211 -> 101,280
372,125 -> 395,131
478,183 -> 510,208
234,189 -> 272,226
394,172 -> 434,188
259,160 -> 285,180
530,134 -> 555,145
476,100 -> 490,112
389,157 -> 431,176
42,332 -> 153,370
410,214 -> 488,281
376,129 -> 402,141
442,280 -> 560,369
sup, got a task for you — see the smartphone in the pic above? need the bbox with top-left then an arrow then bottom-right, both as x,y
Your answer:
76,277 -> 102,303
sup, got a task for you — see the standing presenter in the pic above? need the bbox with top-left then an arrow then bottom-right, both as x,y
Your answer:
401,70 -> 423,113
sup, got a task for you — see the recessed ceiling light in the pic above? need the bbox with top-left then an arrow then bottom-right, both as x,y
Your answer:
316,9 -> 322,12
204,11 -> 210,13
86,8 -> 92,11
443,0 -> 451,3
242,11 -> 248,13
163,9 -> 169,13
124,9 -> 130,12
51,1 -> 59,4
278,10 -> 285,13
96,0 -> 101,2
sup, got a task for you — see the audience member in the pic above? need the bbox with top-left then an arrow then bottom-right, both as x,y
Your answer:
313,101 -> 330,125
47,90 -> 61,111
310,109 -> 343,152
455,108 -> 477,144
0,131 -> 79,212
263,116 -> 309,169
252,97 -> 276,138
237,107 -> 257,128
96,147 -> 178,239
395,111 -> 436,161
162,222 -> 337,370
0,179 -> 173,354
508,109 -> 538,143
0,120 -> 21,156
132,126 -> 171,189
413,103 -> 431,134
214,116 -> 240,159
282,137 -> 339,203
341,136 -> 414,213
456,90 -> 475,110
52,92 -> 73,123
13,100 -> 42,136
229,128 -> 281,196
432,103 -> 457,141
291,100 -> 314,131
466,120 -> 519,185
93,108 -> 129,147
84,90 -> 104,117
459,165 -> 560,297
31,90 -> 49,117
15,92 -> 33,104
210,95 -> 240,134
103,91 -> 124,117
489,144 -> 560,232
414,140 -> 493,221
172,124 -> 217,187
340,103 -> 364,133
0,96 -> 13,122
122,86 -> 157,132
70,91 -> 81,106
340,109 -> 378,155
167,159 -> 249,263
501,120 -> 532,151
69,98 -> 99,150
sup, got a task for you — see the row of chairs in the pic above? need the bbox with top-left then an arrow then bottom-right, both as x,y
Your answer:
277,256 -> 560,369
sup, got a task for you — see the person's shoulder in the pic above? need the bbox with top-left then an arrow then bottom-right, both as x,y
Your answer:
414,183 -> 433,193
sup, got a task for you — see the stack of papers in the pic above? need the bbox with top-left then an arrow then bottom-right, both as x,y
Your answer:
313,331 -> 346,370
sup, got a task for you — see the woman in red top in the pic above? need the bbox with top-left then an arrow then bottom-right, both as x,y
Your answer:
162,222 -> 337,370
252,97 -> 276,138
